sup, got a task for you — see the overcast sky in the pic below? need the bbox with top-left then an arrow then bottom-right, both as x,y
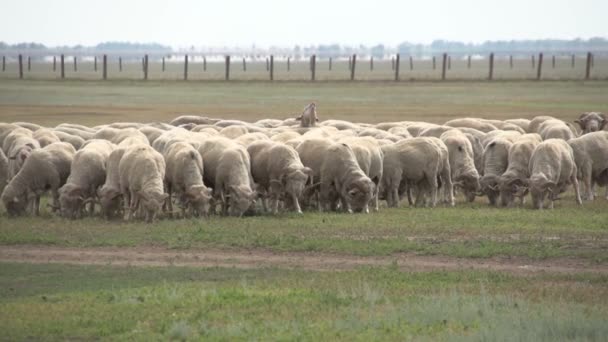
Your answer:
2,0 -> 606,47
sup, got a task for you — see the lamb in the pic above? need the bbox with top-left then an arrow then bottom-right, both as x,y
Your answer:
527,139 -> 582,209
319,143 -> 375,213
1,142 -> 75,216
440,130 -> 480,202
32,128 -> 61,147
338,137 -> 384,211
163,142 -> 212,217
118,144 -> 168,222
498,134 -> 543,207
296,103 -> 319,127
480,138 -> 513,206
574,112 -> 606,135
58,140 -> 116,219
381,137 -> 448,208
197,137 -> 257,217
568,131 -> 608,200
248,140 -> 313,214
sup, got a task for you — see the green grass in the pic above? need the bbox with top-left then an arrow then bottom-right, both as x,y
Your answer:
0,262 -> 607,341
1,195 -> 607,261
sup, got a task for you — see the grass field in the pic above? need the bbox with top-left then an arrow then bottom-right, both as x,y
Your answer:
1,78 -> 608,340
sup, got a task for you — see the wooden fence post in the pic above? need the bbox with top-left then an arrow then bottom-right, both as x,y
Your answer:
585,52 -> 592,79
183,55 -> 188,80
488,52 -> 495,80
552,55 -> 555,68
448,55 -> 451,70
537,53 -> 543,80
27,56 -> 31,71
590,53 -> 594,68
18,54 -> 23,79
266,58 -> 269,71
119,57 -> 122,72
94,56 -> 97,71
509,55 -> 513,69
53,56 -> 56,71
287,57 -> 290,71
2,56 -> 5,72
270,55 -> 274,81
391,57 -> 395,70
395,54 -> 400,81
350,54 -> 356,81
467,55 -> 471,69
432,56 -> 436,70
144,55 -> 149,80
203,57 -> 207,71
60,54 -> 65,79
102,54 -> 107,80
370,57 -> 373,71
311,55 -> 316,81
243,57 -> 246,71
571,54 -> 575,68
162,57 -> 165,72
441,53 -> 447,80
73,56 -> 77,71
532,55 -> 535,69
225,55 -> 230,81
409,56 -> 413,70
329,57 -> 332,70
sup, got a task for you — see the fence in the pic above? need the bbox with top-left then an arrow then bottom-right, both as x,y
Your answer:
0,52 -> 606,81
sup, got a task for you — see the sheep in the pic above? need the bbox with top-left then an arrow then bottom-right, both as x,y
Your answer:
574,112 -> 606,135
235,132 -> 270,146
338,137 -> 384,211
145,122 -> 175,131
12,122 -> 42,131
387,126 -> 413,139
32,128 -> 60,147
417,125 -> 456,138
1,142 -> 75,216
444,118 -> 498,133
504,119 -> 531,133
405,122 -> 441,137
138,126 -> 166,145
538,119 -> 575,141
163,142 -> 212,217
440,130 -> 480,202
0,148 -> 8,196
295,138 -> 334,209
97,147 -> 128,219
248,140 -> 313,214
381,137 -> 447,208
118,144 -> 167,222
318,143 -> 375,213
110,128 -> 149,146
52,131 -> 85,150
498,134 -> 543,207
528,116 -> 556,134
58,140 -> 116,219
53,126 -> 95,140
107,122 -> 143,129
197,137 -> 257,217
55,123 -> 97,133
480,138 -> 513,206
254,119 -> 284,128
170,115 -> 220,127
528,139 -> 582,209
318,119 -> 360,131
296,103 -> 318,127
568,131 -> 608,201
220,125 -> 248,139
479,120 -> 526,134
357,128 -> 401,142
93,127 -> 122,141
3,127 -> 34,154
4,128 -> 41,180
0,123 -> 20,148
270,131 -> 301,144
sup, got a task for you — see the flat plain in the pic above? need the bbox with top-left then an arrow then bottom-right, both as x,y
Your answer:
0,78 -> 607,340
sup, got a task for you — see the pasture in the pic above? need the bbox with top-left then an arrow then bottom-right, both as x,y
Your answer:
1,79 -> 608,340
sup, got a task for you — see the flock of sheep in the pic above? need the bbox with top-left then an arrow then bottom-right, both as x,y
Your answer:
0,104 -> 606,222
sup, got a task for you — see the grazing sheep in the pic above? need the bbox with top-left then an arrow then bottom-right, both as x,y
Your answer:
575,112 -> 606,135
440,130 -> 480,202
235,132 -> 270,146
12,122 -> 42,131
318,119 -> 360,131
138,126 -> 166,145
480,138 -> 513,206
498,134 -> 543,207
170,115 -> 220,127
197,137 -> 257,217
528,139 -> 582,209
220,125 -> 249,139
504,119 -> 531,133
52,131 -> 85,150
53,126 -> 95,140
480,130 -> 522,148
97,147 -> 128,219
0,123 -> 21,148
387,126 -> 413,139
271,131 -> 301,144
110,128 -> 149,146
444,118 -> 498,133
568,131 -> 608,200
381,137 -> 448,208
1,142 -> 75,216
295,138 -> 334,209
58,140 -> 115,219
248,140 -> 313,214
118,144 -> 167,222
296,103 -> 319,127
32,128 -> 60,147
254,119 -> 284,128
0,148 -> 8,196
56,123 -> 97,133
418,125 -> 456,138
538,119 -> 575,141
528,116 -> 556,134
163,142 -> 212,217
4,128 -> 41,180
319,143 -> 375,213
339,137 -> 384,211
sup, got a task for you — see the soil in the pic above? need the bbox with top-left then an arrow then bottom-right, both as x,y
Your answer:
1,245 -> 606,275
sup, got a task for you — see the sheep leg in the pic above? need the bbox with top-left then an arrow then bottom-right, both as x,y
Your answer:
572,173 -> 583,205
581,164 -> 593,201
292,193 -> 302,214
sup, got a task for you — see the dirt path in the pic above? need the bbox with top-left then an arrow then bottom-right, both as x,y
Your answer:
1,245 -> 606,275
